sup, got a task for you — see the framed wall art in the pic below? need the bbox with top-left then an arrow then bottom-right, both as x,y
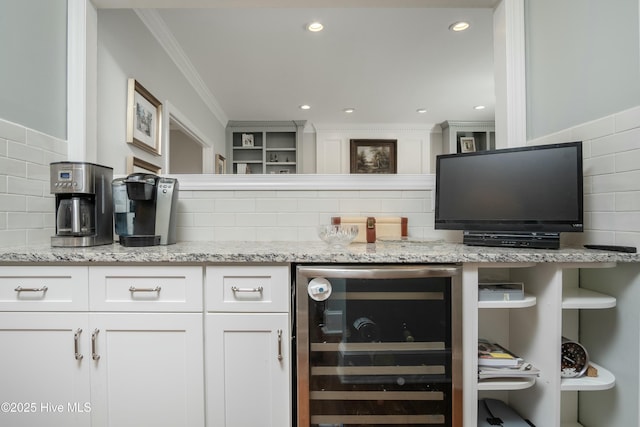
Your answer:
350,139 -> 397,174
126,156 -> 162,175
459,137 -> 476,153
215,154 -> 227,174
126,78 -> 163,155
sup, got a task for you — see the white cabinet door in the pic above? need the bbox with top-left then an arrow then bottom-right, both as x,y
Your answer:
90,313 -> 204,427
0,312 -> 91,427
206,313 -> 290,427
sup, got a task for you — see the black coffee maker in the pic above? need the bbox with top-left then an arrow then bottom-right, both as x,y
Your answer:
113,173 -> 179,247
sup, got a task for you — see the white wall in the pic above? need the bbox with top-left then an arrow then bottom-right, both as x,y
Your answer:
314,124 -> 437,174
97,9 -> 225,175
0,0 -> 67,140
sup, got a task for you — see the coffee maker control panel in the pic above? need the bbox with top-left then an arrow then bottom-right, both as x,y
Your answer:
51,165 -> 86,193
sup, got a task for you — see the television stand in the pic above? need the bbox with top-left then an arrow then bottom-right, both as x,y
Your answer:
463,231 -> 560,249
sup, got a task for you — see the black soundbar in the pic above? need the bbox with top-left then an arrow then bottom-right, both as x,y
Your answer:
463,231 -> 560,249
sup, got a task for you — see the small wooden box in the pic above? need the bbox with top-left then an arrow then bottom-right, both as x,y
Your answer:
331,216 -> 408,243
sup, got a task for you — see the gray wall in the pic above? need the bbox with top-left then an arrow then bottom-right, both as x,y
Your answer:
97,9 -> 225,175
0,0 -> 67,139
525,0 -> 640,139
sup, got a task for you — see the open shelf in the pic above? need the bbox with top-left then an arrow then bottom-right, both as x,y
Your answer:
478,376 -> 536,391
478,293 -> 537,309
562,288 -> 616,309
560,362 -> 615,391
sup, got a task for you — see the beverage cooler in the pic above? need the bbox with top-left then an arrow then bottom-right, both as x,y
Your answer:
295,265 -> 462,427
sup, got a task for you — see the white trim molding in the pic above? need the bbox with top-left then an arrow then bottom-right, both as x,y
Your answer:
134,9 -> 229,127
168,173 -> 435,192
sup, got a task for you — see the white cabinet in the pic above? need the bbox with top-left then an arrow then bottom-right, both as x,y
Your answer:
0,312 -> 91,427
205,313 -> 290,427
205,265 -> 291,427
89,313 -> 204,427
0,266 -> 205,427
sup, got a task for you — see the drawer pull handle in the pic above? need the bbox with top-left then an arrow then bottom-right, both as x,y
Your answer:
15,286 -> 48,293
231,286 -> 263,294
129,286 -> 162,293
91,329 -> 100,361
277,329 -> 283,361
74,328 -> 83,361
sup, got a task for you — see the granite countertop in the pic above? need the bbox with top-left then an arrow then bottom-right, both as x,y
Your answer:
0,240 -> 638,264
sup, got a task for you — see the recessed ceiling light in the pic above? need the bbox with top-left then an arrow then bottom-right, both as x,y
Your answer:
416,108 -> 427,114
299,104 -> 311,110
343,108 -> 355,113
307,22 -> 324,32
449,21 -> 470,32
474,105 -> 486,110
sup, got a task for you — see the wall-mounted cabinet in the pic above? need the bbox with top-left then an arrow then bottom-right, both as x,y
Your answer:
226,120 -> 306,174
440,121 -> 495,154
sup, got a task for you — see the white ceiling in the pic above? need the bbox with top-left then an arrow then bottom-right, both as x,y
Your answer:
94,0 -> 498,127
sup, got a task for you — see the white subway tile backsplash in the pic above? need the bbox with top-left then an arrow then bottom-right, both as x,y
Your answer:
26,195 -> 54,213
615,149 -> 640,173
236,213 -> 278,227
26,129 -> 67,155
8,140 -> 45,164
177,198 -> 215,213
0,230 -> 26,247
256,198 -> 299,213
0,119 -> 26,143
176,226 -> 214,242
7,212 -> 44,229
339,198 -> 381,213
614,105 -> 640,133
0,156 -> 27,178
0,194 -> 26,212
296,198 -> 339,213
0,139 -> 6,156
616,192 -> 640,211
592,170 -> 640,193
256,227 -> 298,242
27,163 -> 51,182
583,155 -> 615,176
8,176 -> 44,197
277,212 -> 320,227
571,115 -> 615,142
213,198 -> 255,213
27,228 -> 54,246
215,227 -> 256,241
584,193 -> 615,212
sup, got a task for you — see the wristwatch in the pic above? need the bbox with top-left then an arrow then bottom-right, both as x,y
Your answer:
561,337 -> 589,378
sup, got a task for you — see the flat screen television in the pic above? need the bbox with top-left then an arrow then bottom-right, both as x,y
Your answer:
435,141 -> 583,249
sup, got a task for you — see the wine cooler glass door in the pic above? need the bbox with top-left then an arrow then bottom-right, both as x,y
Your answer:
295,265 -> 462,427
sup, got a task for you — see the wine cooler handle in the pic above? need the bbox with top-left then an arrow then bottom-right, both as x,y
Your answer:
91,329 -> 100,361
74,328 -> 83,360
277,329 -> 283,361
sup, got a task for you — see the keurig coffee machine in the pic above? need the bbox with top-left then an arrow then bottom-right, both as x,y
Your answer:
50,162 -> 113,247
113,173 -> 179,246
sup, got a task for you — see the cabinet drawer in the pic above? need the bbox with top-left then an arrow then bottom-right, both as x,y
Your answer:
0,266 -> 88,311
206,265 -> 289,313
89,266 -> 203,312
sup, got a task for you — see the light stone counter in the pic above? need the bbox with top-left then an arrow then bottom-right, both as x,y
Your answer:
0,241 -> 638,264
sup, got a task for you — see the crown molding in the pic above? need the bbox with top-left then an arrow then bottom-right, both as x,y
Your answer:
312,123 -> 441,133
134,9 -> 229,126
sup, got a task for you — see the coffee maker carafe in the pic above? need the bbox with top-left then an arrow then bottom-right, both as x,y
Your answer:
51,162 -> 113,247
114,173 -> 179,247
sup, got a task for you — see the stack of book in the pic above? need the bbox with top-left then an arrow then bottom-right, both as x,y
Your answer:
478,339 -> 539,380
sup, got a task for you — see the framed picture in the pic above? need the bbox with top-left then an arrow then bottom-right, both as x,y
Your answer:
215,154 -> 226,174
126,78 -> 163,156
241,133 -> 254,147
460,137 -> 476,153
126,156 -> 162,175
350,139 -> 397,174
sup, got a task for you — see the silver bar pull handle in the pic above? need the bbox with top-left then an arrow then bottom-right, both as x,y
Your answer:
15,286 -> 48,293
231,286 -> 263,294
91,329 -> 100,360
277,329 -> 283,361
129,286 -> 161,293
74,328 -> 83,360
